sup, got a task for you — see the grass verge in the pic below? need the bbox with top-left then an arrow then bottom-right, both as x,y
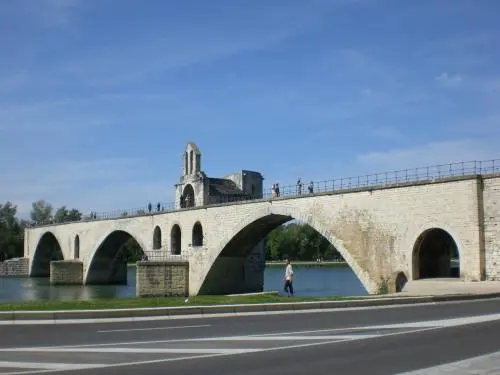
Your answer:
0,293 -> 368,311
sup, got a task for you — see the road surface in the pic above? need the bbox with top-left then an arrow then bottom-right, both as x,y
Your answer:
1,298 -> 500,374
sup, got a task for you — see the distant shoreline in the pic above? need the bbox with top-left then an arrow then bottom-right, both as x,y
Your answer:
127,261 -> 348,268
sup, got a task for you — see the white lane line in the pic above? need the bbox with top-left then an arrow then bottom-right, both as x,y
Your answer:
27,311 -> 500,350
0,348 -> 260,355
0,361 -> 104,370
98,324 -> 210,333
192,334 -> 380,341
394,350 -> 500,374
0,327 -> 437,375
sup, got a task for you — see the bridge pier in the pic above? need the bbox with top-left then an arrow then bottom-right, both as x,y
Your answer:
136,261 -> 189,297
50,260 -> 83,285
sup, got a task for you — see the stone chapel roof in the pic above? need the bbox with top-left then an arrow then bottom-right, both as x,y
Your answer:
207,178 -> 249,196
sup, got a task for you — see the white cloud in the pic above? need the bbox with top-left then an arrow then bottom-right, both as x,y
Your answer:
356,138 -> 499,172
435,72 -> 462,88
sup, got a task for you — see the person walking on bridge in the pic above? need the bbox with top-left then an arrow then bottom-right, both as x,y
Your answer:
283,259 -> 294,297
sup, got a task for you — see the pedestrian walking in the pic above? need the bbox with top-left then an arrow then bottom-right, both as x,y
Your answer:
283,259 -> 294,297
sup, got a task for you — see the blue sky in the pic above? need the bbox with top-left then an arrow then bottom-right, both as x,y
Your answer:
1,0 -> 499,217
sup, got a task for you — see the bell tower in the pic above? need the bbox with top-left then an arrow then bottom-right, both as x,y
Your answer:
176,142 -> 206,209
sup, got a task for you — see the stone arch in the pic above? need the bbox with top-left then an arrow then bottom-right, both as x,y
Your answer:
405,221 -> 464,280
170,224 -> 182,255
192,221 -> 203,247
153,226 -> 162,250
30,231 -> 64,277
74,235 -> 80,259
84,230 -> 145,285
182,184 -> 195,208
412,227 -> 460,280
196,205 -> 376,295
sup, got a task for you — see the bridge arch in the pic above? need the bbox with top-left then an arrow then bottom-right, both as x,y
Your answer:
84,229 -> 146,285
192,221 -> 203,247
153,226 -> 162,250
196,205 -> 376,295
171,224 -> 182,254
412,227 -> 460,280
30,231 -> 64,277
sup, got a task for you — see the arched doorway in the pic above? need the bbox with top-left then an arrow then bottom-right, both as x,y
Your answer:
74,235 -> 80,259
412,228 -> 460,279
182,184 -> 195,208
153,226 -> 162,250
171,224 -> 182,255
192,222 -> 203,247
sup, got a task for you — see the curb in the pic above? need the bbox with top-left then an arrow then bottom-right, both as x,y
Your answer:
1,293 -> 500,323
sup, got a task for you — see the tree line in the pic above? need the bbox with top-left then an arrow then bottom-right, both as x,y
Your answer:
0,200 -> 83,261
1,200 -> 343,263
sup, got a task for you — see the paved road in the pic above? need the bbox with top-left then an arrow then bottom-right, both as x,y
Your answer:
1,298 -> 500,374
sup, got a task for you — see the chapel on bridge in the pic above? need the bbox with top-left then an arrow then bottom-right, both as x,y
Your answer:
174,142 -> 264,209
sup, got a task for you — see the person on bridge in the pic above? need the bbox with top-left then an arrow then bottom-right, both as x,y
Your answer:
283,259 -> 294,297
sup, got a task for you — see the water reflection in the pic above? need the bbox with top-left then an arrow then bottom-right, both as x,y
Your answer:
0,265 -> 366,303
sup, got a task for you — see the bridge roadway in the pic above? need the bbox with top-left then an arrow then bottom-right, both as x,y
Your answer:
1,298 -> 500,374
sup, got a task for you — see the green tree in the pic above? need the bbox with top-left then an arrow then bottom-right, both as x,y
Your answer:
30,200 -> 53,223
121,237 -> 144,262
54,206 -> 82,223
0,202 -> 24,261
265,223 -> 342,261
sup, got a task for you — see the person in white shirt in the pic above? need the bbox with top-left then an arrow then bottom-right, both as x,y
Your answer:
283,259 -> 294,297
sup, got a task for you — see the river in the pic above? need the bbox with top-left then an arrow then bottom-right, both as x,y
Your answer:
0,265 -> 366,303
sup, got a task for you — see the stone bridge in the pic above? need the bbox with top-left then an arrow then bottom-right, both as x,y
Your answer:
23,173 -> 500,295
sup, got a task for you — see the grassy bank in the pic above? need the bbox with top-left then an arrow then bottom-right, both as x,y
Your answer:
0,293 -> 363,311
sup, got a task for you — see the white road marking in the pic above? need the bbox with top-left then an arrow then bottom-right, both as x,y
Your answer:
0,348 -> 260,355
97,324 -> 210,333
394,350 -> 500,374
3,297 -> 499,326
1,312 -> 499,374
192,334 -> 379,341
0,328 -> 435,375
0,361 -> 104,369
23,311 -> 500,350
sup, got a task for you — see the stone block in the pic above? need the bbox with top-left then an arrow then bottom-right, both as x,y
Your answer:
50,260 -> 83,285
136,261 -> 189,297
0,257 -> 29,277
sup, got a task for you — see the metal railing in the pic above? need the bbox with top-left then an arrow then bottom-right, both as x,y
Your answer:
141,252 -> 189,262
28,158 -> 500,228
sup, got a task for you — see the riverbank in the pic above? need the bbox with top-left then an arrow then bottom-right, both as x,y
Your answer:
0,292 -> 361,311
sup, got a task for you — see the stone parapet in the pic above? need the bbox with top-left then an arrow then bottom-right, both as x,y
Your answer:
50,260 -> 83,285
136,261 -> 189,297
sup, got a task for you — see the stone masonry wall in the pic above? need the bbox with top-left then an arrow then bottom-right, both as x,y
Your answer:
136,261 -> 189,297
0,257 -> 29,277
484,175 -> 500,279
26,175 -> 489,295
50,260 -> 83,285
